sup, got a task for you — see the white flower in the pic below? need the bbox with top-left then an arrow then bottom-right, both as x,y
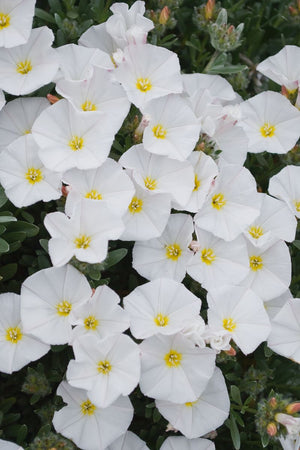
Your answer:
0,97 -> 49,153
0,88 -> 4,111
180,316 -> 206,348
0,27 -> 59,95
70,285 -> 130,343
156,368 -> 230,439
256,45 -> 300,92
240,91 -> 300,154
139,333 -> 216,403
132,213 -> 194,281
0,439 -> 23,450
142,94 -> 201,161
0,135 -> 62,207
44,200 -> 124,267
119,144 -> 194,208
53,381 -> 134,450
276,413 -> 300,436
187,227 -> 249,290
106,431 -> 149,450
194,163 -> 260,241
267,299 -> 300,363
160,436 -> 215,450
264,290 -> 291,320
268,165 -> 300,219
21,265 -> 92,345
106,1 -> 154,48
66,333 -> 140,408
207,285 -> 271,355
63,159 -> 134,217
114,44 -> 182,109
32,99 -> 116,172
79,22 -> 118,58
204,328 -> 232,352
0,293 -> 49,374
123,278 -> 201,339
0,0 -> 35,48
182,73 -> 237,105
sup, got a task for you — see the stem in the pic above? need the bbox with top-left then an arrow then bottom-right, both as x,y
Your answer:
203,50 -> 221,73
232,404 -> 257,414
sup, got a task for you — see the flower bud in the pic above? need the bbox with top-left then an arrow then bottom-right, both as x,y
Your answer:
225,346 -> 236,356
47,94 -> 60,104
269,397 -> 277,409
159,6 -> 170,25
267,422 -> 277,436
205,0 -> 215,20
286,402 -> 300,414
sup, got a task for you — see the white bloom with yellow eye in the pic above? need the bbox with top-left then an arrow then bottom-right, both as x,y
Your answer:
114,44 -> 182,109
123,278 -> 201,339
0,0 -> 35,48
0,135 -> 61,208
142,94 -> 201,161
139,333 -> 216,403
156,368 -> 229,439
187,227 -> 249,290
0,27 -> 59,95
239,91 -> 300,154
44,200 -> 124,267
0,293 -> 49,374
53,381 -> 134,450
32,99 -> 116,172
120,177 -> 171,241
106,431 -> 149,450
264,290 -> 291,320
21,265 -> 92,345
207,285 -> 271,355
132,213 -> 194,282
70,284 -> 130,343
245,193 -> 297,247
63,159 -> 135,217
67,333 -> 140,408
267,298 -> 300,363
268,165 -> 300,219
119,144 -> 194,208
0,97 -> 49,153
194,163 -> 261,242
240,240 -> 292,302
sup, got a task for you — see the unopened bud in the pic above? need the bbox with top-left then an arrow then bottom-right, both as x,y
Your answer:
61,184 -> 70,197
286,402 -> 300,414
205,0 -> 215,21
159,6 -> 170,25
289,5 -> 298,15
267,422 -> 277,436
47,94 -> 60,104
269,397 -> 277,409
227,25 -> 235,34
281,85 -> 289,98
189,240 -> 201,253
225,346 -> 236,356
166,423 -> 178,433
134,114 -> 150,142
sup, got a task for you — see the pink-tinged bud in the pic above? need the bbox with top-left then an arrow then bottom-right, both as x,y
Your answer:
134,114 -> 150,142
289,5 -> 298,15
61,184 -> 70,197
298,0 -> 300,11
189,240 -> 201,253
205,0 -> 215,20
91,288 -> 96,296
159,6 -> 170,25
286,402 -> 300,414
267,422 -> 277,436
166,423 -> 178,433
281,85 -> 289,98
225,346 -> 236,356
47,94 -> 60,104
227,25 -> 235,34
269,397 -> 277,409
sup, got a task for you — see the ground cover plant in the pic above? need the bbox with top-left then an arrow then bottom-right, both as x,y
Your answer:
0,0 -> 299,449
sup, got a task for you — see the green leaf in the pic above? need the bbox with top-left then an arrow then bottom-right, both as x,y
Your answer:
293,240 -> 300,250
0,397 -> 16,413
103,248 -> 128,269
0,216 -> 17,223
208,64 -> 247,74
261,433 -> 270,447
2,413 -> 20,425
16,424 -> 28,444
0,186 -> 7,208
37,423 -> 52,437
0,264 -> 17,281
227,415 -> 241,450
35,7 -> 56,23
231,385 -> 242,405
6,221 -> 39,237
153,408 -> 161,423
39,239 -> 49,253
0,238 -> 9,253
4,231 -> 27,243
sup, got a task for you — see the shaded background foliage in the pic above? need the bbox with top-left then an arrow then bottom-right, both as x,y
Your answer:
0,0 -> 299,449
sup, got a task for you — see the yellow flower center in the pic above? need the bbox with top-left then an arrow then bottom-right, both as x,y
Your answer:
97,360 -> 112,374
165,243 -> 182,261
248,225 -> 264,239
293,200 -> 300,212
152,124 -> 167,139
25,167 -> 43,185
144,176 -> 157,190
81,100 -> 97,111
201,248 -> 216,265
211,193 -> 226,210
74,234 -> 92,249
56,300 -> 72,316
5,326 -> 22,344
16,60 -> 32,75
164,350 -> 182,368
84,315 -> 99,330
185,400 -> 198,407
68,136 -> 84,151
154,313 -> 169,327
80,400 -> 96,416
0,13 -> 10,29
260,123 -> 276,138
193,174 -> 201,191
249,255 -> 263,271
24,129 -> 31,135
136,77 -> 152,92
85,190 -> 102,200
128,196 -> 143,214
223,317 -> 236,332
